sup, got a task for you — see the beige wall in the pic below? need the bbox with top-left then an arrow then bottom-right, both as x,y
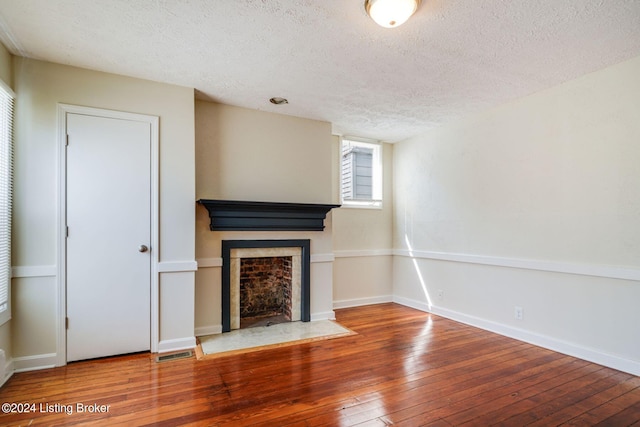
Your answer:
332,137 -> 394,307
0,42 -> 12,382
195,101 -> 332,205
0,42 -> 10,86
194,101 -> 336,334
393,55 -> 640,375
11,58 -> 196,368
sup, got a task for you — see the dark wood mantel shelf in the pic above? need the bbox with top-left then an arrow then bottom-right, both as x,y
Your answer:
197,199 -> 341,231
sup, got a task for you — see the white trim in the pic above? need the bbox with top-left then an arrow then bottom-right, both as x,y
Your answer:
13,353 -> 58,373
197,258 -> 223,268
342,135 -> 380,144
56,105 -> 67,367
1,357 -> 13,387
157,337 -> 196,353
311,253 -> 335,263
57,104 -> 160,365
310,310 -> 336,321
333,295 -> 393,309
195,325 -> 222,337
11,265 -> 57,278
392,295 -> 431,313
393,249 -> 640,282
340,200 -> 383,210
393,296 -> 640,377
334,249 -> 393,258
157,261 -> 198,273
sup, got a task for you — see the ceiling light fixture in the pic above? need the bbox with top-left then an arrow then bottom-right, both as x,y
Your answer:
364,0 -> 421,28
269,97 -> 288,105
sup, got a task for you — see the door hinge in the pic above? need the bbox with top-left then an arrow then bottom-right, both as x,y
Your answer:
66,317 -> 69,329
66,134 -> 69,146
66,226 -> 69,238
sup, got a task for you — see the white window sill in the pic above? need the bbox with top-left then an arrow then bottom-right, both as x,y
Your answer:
340,200 -> 383,210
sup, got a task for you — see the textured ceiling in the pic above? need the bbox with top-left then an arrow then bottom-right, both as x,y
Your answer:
1,0 -> 640,142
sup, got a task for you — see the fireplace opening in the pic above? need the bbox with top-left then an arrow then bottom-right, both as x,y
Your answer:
240,256 -> 293,329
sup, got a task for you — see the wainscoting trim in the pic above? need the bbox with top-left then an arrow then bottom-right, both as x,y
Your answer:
310,253 -> 335,263
11,265 -> 57,278
394,249 -> 640,281
157,261 -> 198,273
334,249 -> 393,258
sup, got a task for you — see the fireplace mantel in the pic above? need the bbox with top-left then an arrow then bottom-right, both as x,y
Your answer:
197,199 -> 340,231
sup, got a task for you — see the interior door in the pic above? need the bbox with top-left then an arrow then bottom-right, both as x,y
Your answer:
66,112 -> 151,362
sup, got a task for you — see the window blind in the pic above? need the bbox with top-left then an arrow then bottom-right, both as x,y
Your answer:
0,80 -> 14,320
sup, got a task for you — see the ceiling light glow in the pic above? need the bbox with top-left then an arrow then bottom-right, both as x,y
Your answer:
365,0 -> 421,28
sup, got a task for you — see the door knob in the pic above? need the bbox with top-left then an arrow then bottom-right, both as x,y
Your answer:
138,245 -> 149,253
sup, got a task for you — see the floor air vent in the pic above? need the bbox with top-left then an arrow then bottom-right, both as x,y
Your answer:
156,350 -> 193,363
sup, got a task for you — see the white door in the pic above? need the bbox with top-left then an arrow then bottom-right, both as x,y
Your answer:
66,113 -> 151,362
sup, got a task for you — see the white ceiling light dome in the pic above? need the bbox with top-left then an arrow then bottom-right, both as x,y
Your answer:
365,0 -> 421,28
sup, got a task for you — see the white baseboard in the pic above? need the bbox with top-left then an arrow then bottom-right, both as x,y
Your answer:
195,325 -> 222,337
157,337 -> 196,353
13,353 -> 58,373
1,357 -> 13,387
311,311 -> 336,321
393,295 -> 431,312
393,296 -> 640,377
334,295 -> 393,309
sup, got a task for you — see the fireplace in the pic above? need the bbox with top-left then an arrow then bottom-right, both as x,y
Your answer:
221,240 -> 310,332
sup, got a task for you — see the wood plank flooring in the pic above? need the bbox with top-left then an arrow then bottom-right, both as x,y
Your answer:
1,303 -> 639,426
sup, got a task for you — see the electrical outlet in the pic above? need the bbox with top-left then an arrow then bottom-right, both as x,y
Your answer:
437,289 -> 444,300
514,306 -> 524,320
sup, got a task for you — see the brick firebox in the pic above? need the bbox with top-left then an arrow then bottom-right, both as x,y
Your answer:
239,256 -> 293,328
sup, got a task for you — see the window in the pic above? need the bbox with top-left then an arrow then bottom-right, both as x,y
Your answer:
340,138 -> 382,208
0,80 -> 14,325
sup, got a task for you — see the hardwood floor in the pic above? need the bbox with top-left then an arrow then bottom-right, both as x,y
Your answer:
1,303 -> 639,426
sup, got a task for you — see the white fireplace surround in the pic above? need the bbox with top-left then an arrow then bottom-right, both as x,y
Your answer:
229,246 -> 302,329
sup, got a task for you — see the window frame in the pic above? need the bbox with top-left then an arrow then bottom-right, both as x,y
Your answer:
0,78 -> 14,326
340,137 -> 383,209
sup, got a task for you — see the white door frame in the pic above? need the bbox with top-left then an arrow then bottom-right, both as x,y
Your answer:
56,104 -> 160,366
